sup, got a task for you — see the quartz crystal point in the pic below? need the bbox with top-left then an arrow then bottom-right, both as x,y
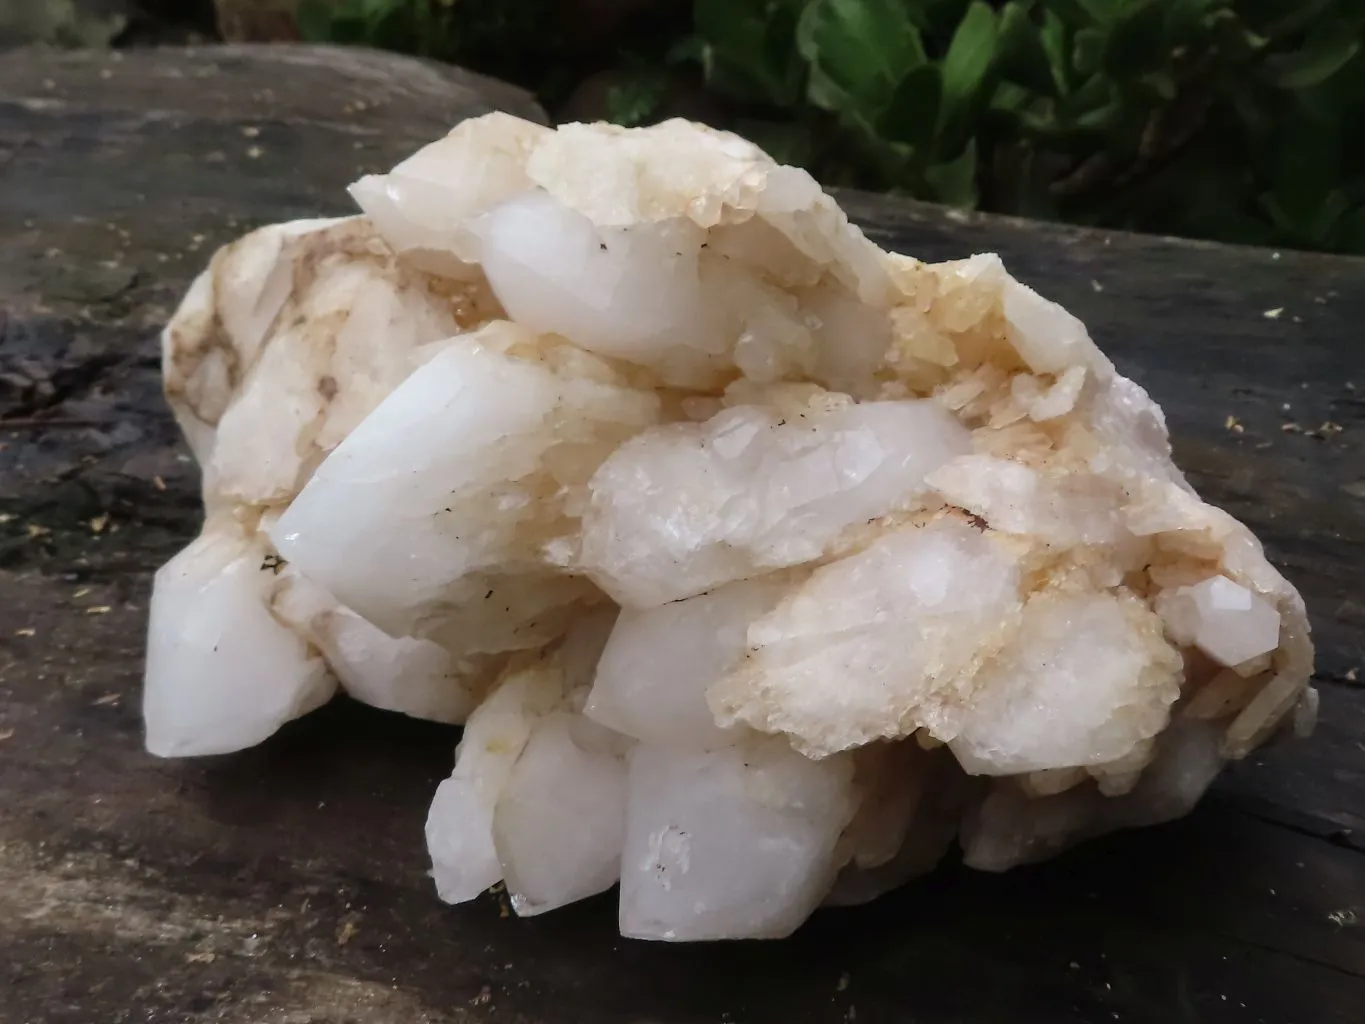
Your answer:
145,112 -> 1316,941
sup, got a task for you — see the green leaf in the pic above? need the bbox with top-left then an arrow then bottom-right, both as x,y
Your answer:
999,2 -> 1060,96
1329,46 -> 1365,102
735,119 -> 815,166
1163,0 -> 1223,42
1074,95 -> 1125,131
358,0 -> 402,32
938,2 -> 1001,134
666,36 -> 706,64
1243,0 -> 1339,40
1207,9 -> 1269,62
605,72 -> 669,128
1048,72 -> 1124,135
696,0 -> 805,106
1077,0 -> 1118,19
925,138 -> 980,207
991,80 -> 1032,112
695,0 -> 771,49
878,64 -> 943,147
296,0 -> 338,41
1138,69 -> 1177,100
805,64 -> 855,119
702,49 -> 794,107
1103,0 -> 1168,78
1038,9 -> 1071,93
1265,24 -> 1362,90
1063,71 -> 1113,112
298,0 -> 396,43
1040,0 -> 1103,25
1072,27 -> 1104,77
796,0 -> 925,117
898,0 -> 937,32
1017,94 -> 1060,134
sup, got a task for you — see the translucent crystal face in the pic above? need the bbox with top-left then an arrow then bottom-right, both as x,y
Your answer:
146,113 -> 1314,942
584,577 -> 786,750
1158,575 -> 1283,669
579,398 -> 973,606
619,740 -> 856,941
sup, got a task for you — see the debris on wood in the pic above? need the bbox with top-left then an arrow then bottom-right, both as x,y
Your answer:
336,918 -> 358,946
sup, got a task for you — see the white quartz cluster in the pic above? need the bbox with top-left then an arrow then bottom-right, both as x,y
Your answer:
145,113 -> 1316,941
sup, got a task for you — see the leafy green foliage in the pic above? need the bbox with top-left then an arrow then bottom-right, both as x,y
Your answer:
297,0 -> 568,92
605,70 -> 672,128
696,0 -> 806,106
296,0 -> 1365,255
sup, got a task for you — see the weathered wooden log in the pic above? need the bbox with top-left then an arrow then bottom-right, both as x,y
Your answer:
0,43 -> 1361,1024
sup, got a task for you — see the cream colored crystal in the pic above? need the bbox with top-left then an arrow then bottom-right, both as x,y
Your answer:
146,113 -> 1315,942
143,520 -> 334,757
584,575 -> 787,750
579,396 -> 971,606
1156,575 -> 1282,669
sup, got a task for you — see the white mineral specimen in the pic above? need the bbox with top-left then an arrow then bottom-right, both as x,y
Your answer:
144,522 -> 333,757
146,113 -> 1315,941
1156,575 -> 1283,670
620,739 -> 856,941
584,575 -> 787,749
580,396 -> 972,606
270,322 -> 656,644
